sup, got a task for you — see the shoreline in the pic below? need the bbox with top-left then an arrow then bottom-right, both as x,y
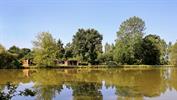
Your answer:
20,65 -> 175,69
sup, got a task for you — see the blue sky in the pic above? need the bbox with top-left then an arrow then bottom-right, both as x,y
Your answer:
0,0 -> 177,49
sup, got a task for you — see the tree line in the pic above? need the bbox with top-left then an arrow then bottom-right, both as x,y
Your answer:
0,16 -> 177,68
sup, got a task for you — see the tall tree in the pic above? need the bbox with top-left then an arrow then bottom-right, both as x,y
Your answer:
98,43 -> 114,64
141,35 -> 161,65
72,28 -> 103,65
33,32 -> 58,67
159,38 -> 168,64
104,43 -> 114,53
56,39 -> 65,59
64,42 -> 73,59
114,16 -> 145,64
166,42 -> 172,64
141,34 -> 168,65
170,41 -> 177,65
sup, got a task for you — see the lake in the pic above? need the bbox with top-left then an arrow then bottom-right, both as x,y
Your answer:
0,67 -> 177,100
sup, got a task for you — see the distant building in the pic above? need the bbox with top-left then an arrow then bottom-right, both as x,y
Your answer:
64,60 -> 79,66
22,59 -> 32,67
56,60 -> 79,66
55,60 -> 65,65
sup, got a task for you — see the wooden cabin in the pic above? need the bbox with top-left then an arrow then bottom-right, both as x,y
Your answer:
22,59 -> 32,67
64,60 -> 79,66
55,60 -> 79,66
55,60 -> 65,65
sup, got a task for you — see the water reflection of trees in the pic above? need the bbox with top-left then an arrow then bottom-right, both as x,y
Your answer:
32,69 -> 64,100
69,82 -> 102,100
169,68 -> 177,91
1,68 -> 177,99
0,69 -> 31,84
114,69 -> 166,99
33,85 -> 62,100
0,82 -> 36,100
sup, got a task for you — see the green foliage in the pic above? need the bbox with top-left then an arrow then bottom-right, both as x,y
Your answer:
0,44 -> 21,68
98,43 -> 114,64
33,32 -> 58,67
104,43 -> 114,53
160,40 -> 169,65
166,42 -> 172,64
0,82 -> 36,100
8,46 -> 21,54
21,51 -> 35,66
0,52 -> 20,68
8,46 -> 21,58
0,16 -> 173,66
170,41 -> 177,65
19,89 -> 36,96
56,39 -> 65,59
22,51 -> 34,60
113,16 -> 169,65
8,46 -> 31,59
98,53 -> 113,64
114,16 -> 145,64
141,34 -> 168,65
0,82 -> 17,100
141,35 -> 161,65
21,48 -> 31,58
64,42 -> 73,59
72,28 -> 103,65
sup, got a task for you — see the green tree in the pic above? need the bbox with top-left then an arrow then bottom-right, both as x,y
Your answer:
160,40 -> 169,64
141,34 -> 168,65
114,16 -> 145,64
141,35 -> 161,65
8,46 -> 31,59
8,46 -> 22,58
21,48 -> 31,57
22,51 -> 35,65
104,43 -> 114,53
166,42 -> 172,64
8,46 -> 21,54
98,53 -> 114,65
72,28 -> 103,65
0,44 -> 20,68
170,41 -> 177,65
56,39 -> 65,59
64,42 -> 73,59
98,43 -> 114,64
33,32 -> 58,67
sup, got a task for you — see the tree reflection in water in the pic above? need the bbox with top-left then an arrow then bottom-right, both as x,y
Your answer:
0,67 -> 177,100
70,82 -> 102,100
115,69 -> 166,100
0,82 -> 36,100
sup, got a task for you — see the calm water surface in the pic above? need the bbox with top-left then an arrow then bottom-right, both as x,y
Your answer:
0,67 -> 177,100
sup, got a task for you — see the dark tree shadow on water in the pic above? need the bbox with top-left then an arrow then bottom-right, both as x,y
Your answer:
0,82 -> 36,100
